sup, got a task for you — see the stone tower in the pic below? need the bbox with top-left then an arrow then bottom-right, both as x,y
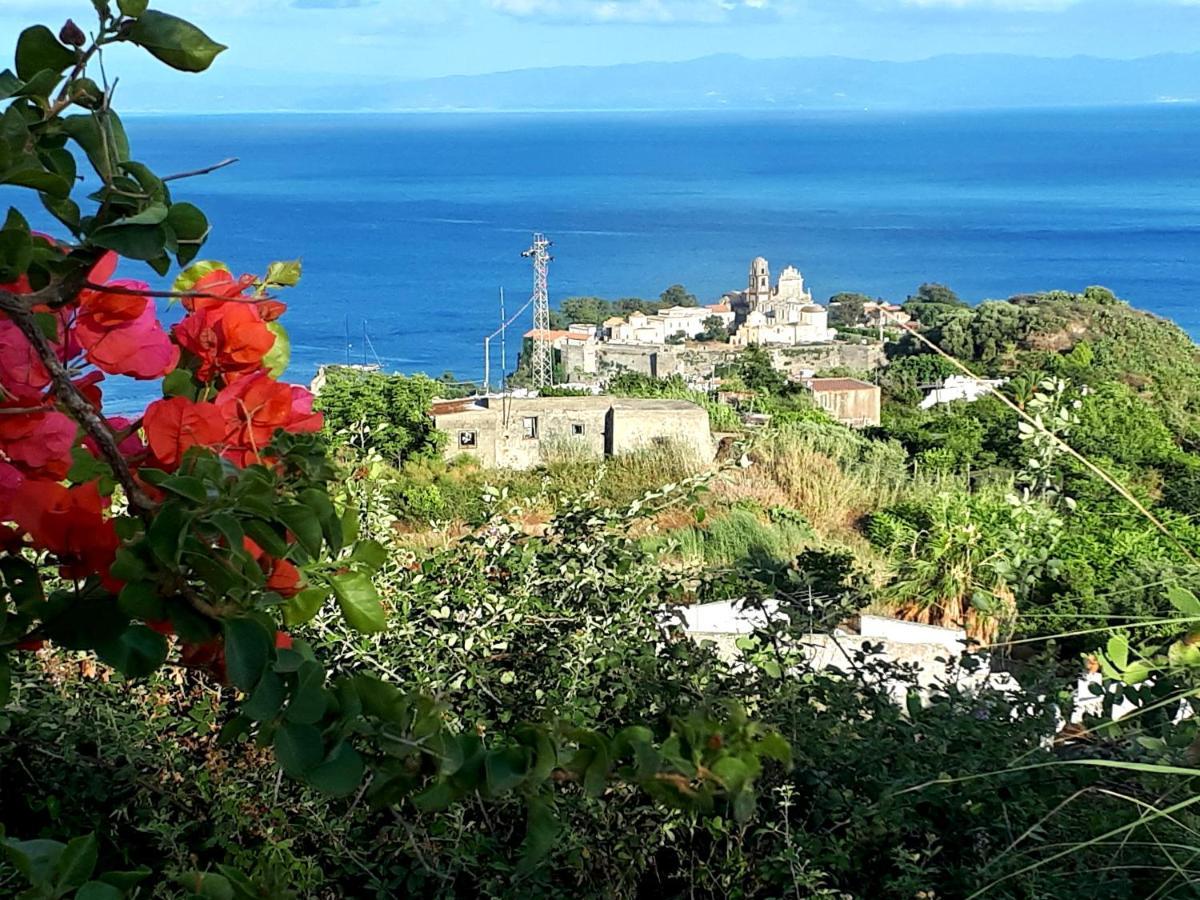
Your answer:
748,257 -> 771,308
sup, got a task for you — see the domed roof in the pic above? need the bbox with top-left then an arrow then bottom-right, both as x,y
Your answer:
751,256 -> 768,268
802,305 -> 824,313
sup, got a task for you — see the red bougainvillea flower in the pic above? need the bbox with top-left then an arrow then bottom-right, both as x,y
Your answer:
173,301 -> 275,384
74,279 -> 180,379
181,269 -> 256,311
217,372 -> 322,466
143,396 -> 226,470
0,318 -> 51,403
0,410 -> 78,479
274,631 -> 293,650
12,479 -> 120,587
267,558 -> 302,598
0,460 -> 24,521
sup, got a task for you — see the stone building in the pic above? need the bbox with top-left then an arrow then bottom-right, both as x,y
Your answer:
431,395 -> 714,470
801,377 -> 881,428
728,257 -> 835,346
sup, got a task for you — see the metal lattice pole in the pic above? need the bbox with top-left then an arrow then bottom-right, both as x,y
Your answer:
522,232 -> 553,389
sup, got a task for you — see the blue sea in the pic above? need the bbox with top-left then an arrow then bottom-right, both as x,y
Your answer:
18,106 -> 1200,409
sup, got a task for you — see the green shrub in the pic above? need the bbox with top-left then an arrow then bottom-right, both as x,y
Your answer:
315,367 -> 444,464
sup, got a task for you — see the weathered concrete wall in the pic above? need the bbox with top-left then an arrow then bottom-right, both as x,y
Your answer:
812,386 -> 882,428
772,343 -> 885,375
610,399 -> 714,460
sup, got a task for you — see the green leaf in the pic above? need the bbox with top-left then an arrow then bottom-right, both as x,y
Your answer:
223,618 -> 272,692
284,661 -> 327,725
756,731 -> 791,767
77,882 -> 123,900
118,0 -> 150,16
485,746 -> 530,795
263,322 -> 290,378
174,872 -> 234,900
1,161 -> 71,199
305,742 -> 364,797
90,223 -> 168,261
15,68 -> 64,101
62,113 -> 130,181
241,670 -> 285,722
161,368 -> 197,400
243,519 -> 288,559
329,571 -> 386,634
97,625 -> 169,678
0,655 -> 10,707
0,70 -> 21,101
277,503 -> 322,557
54,833 -> 98,891
265,259 -> 302,286
284,587 -> 327,627
711,756 -> 750,794
0,221 -> 32,284
147,501 -> 188,564
172,259 -> 228,295
3,838 -> 64,886
274,721 -> 324,777
15,26 -> 76,81
41,193 -> 82,232
167,202 -> 209,266
1167,586 -> 1200,618
351,539 -> 387,572
161,474 -> 208,504
516,796 -> 559,875
110,202 -> 169,227
732,787 -> 756,823
98,867 -> 152,892
126,11 -> 227,73
1106,634 -> 1130,671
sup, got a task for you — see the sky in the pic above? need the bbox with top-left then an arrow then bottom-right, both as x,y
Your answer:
2,0 -> 1199,100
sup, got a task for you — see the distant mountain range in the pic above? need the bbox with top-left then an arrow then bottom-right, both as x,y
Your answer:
128,52 -> 1200,114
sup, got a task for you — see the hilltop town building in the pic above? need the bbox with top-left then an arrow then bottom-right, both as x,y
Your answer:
801,377 -> 881,428
604,304 -> 735,345
728,258 -> 835,346
431,395 -> 714,470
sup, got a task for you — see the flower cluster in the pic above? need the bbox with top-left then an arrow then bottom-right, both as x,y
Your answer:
0,243 -> 322,602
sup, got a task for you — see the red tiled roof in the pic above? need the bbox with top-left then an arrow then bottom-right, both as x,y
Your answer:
523,329 -> 577,341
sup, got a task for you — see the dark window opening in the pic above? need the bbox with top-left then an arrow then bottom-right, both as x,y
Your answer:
572,423 -> 585,436
459,431 -> 477,448
523,417 -> 539,440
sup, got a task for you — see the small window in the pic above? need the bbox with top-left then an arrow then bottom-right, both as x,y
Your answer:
572,423 -> 585,436
523,416 -> 539,440
459,431 -> 477,448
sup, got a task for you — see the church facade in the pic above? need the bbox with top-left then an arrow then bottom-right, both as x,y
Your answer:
728,257 -> 834,347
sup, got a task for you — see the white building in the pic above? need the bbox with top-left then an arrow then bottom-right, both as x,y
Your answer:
919,375 -> 1005,409
604,303 -> 734,345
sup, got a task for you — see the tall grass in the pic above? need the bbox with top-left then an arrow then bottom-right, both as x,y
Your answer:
541,438 -> 709,508
648,508 -> 815,568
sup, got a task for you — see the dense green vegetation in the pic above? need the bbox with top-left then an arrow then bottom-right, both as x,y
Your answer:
7,3 -> 1200,894
548,284 -> 699,329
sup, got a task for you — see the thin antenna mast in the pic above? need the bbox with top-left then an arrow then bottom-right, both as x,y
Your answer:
500,286 -> 507,391
522,232 -> 554,389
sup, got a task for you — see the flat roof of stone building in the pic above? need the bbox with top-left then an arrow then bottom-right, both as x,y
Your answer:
805,378 -> 878,393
